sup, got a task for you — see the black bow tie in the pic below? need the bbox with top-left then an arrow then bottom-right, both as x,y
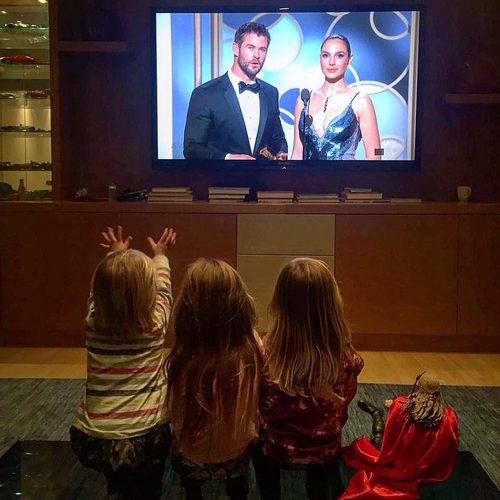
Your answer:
238,81 -> 260,94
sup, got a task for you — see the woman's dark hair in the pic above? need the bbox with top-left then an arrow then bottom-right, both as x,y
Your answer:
321,34 -> 351,56
234,22 -> 271,46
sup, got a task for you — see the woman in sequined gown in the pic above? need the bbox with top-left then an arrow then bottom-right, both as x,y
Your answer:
290,34 -> 381,160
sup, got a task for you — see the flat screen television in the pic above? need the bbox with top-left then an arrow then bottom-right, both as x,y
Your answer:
152,5 -> 424,171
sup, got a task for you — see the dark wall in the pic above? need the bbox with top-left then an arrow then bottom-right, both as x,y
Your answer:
56,0 -> 500,201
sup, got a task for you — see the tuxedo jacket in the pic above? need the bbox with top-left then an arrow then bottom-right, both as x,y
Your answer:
183,72 -> 287,160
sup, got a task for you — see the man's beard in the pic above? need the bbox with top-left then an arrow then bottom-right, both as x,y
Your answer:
237,56 -> 262,79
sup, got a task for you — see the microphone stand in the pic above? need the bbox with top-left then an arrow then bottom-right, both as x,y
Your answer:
300,89 -> 310,160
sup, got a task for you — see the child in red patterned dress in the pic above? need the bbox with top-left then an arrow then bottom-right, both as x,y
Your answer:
255,258 -> 364,500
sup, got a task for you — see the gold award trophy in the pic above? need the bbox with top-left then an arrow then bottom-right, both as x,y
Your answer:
259,146 -> 277,160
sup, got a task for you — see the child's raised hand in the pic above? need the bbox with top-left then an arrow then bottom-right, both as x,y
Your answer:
147,227 -> 176,256
100,225 -> 133,252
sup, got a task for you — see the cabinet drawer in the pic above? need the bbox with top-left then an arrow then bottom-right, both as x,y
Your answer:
237,254 -> 334,332
238,214 -> 335,255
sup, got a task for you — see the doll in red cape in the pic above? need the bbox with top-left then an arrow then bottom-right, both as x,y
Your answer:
341,373 -> 459,499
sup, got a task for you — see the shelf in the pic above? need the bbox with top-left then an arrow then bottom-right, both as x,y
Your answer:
0,168 -> 51,172
0,163 -> 52,170
445,93 -> 500,105
0,64 -> 50,79
0,131 -> 50,136
0,99 -> 50,109
56,41 -> 128,53
0,27 -> 49,50
0,27 -> 48,33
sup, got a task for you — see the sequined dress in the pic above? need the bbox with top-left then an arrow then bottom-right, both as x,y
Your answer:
299,94 -> 361,160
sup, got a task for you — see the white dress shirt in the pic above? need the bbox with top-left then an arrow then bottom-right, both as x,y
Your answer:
227,69 -> 260,155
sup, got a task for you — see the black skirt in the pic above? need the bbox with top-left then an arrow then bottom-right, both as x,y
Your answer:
70,423 -> 171,472
170,434 -> 255,481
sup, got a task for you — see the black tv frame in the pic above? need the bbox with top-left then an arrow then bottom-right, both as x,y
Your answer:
151,3 -> 425,173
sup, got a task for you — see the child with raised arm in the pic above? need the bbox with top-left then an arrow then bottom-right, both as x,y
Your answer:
255,258 -> 364,500
165,258 -> 263,500
70,225 -> 176,499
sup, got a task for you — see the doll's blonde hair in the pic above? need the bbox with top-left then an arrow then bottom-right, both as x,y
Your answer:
265,258 -> 352,398
92,249 -> 156,336
166,258 -> 262,443
404,372 -> 444,427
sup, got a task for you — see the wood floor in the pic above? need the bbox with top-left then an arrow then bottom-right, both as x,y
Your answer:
0,348 -> 499,386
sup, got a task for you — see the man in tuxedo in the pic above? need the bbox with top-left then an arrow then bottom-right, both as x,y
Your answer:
183,22 -> 288,161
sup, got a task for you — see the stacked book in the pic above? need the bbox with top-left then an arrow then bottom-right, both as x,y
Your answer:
296,193 -> 340,204
340,187 -> 387,203
208,186 -> 249,203
147,187 -> 194,203
257,190 -> 295,203
389,197 -> 422,203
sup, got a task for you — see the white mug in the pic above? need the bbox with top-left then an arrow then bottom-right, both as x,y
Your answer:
457,185 -> 472,202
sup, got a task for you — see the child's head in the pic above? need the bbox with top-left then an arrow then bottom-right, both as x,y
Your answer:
404,372 -> 444,427
92,249 -> 156,336
173,257 -> 257,350
266,258 -> 351,397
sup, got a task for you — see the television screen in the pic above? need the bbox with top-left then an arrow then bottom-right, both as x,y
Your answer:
153,6 -> 423,170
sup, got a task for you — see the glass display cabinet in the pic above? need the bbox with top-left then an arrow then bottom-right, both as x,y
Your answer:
0,1 -> 51,200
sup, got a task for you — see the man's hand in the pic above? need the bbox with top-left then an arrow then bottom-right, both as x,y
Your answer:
100,225 -> 132,252
226,154 -> 255,160
147,227 -> 176,257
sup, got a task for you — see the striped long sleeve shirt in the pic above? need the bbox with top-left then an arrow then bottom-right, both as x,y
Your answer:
73,255 -> 172,440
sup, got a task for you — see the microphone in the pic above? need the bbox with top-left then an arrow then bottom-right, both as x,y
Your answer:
300,89 -> 311,160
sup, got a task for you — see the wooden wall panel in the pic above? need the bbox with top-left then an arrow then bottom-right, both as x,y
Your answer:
117,212 -> 237,297
0,212 -> 236,346
458,215 -> 500,336
0,212 -> 118,346
335,215 -> 458,336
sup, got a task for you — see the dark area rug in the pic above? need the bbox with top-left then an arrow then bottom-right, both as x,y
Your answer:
0,379 -> 498,498
0,441 -> 498,499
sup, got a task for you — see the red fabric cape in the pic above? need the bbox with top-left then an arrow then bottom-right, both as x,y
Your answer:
341,396 -> 458,499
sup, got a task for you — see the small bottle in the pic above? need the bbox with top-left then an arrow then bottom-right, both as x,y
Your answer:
17,178 -> 26,200
108,182 -> 117,202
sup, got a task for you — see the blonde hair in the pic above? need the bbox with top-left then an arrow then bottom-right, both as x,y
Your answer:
404,372 -> 444,427
265,258 -> 352,398
92,250 -> 156,336
166,258 -> 262,442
